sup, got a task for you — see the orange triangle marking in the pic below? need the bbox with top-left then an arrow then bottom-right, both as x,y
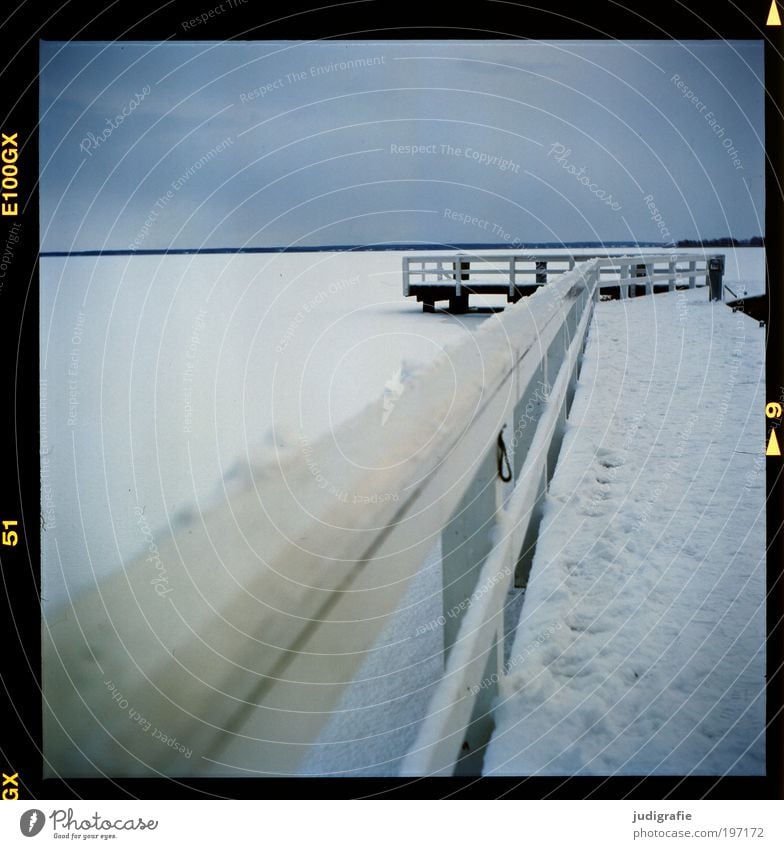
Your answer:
768,0 -> 781,25
767,428 -> 781,456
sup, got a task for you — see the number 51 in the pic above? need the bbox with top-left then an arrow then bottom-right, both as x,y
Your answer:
2,519 -> 18,546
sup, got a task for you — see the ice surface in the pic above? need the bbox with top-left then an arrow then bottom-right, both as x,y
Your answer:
40,250 -> 507,611
40,247 -> 765,776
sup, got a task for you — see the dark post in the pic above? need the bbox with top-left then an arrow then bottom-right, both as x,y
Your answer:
450,257 -> 470,312
634,262 -> 646,297
708,255 -> 725,301
536,260 -> 547,286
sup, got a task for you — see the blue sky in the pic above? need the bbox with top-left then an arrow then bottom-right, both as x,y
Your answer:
40,39 -> 764,250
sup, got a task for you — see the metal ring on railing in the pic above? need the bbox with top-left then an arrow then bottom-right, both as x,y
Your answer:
497,425 -> 512,482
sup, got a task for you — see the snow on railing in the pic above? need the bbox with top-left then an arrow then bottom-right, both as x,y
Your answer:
42,257 -> 600,777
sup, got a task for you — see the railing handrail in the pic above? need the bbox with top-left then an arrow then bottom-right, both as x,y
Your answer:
48,250 -> 713,777
44,258 -> 600,778
401,261 -> 600,775
403,252 -> 724,301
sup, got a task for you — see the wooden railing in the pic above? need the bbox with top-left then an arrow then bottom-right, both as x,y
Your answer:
403,252 -> 723,311
400,259 -> 600,774
591,253 -> 723,298
45,252 -> 707,778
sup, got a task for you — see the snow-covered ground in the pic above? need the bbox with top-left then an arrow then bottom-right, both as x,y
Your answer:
484,282 -> 766,776
40,247 -> 489,777
40,247 -> 764,776
40,249 -> 504,612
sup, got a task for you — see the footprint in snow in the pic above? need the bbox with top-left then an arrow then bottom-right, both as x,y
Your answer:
596,448 -> 625,469
565,609 -> 611,634
579,497 -> 609,517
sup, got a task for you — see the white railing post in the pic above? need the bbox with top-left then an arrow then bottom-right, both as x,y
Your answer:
619,261 -> 629,299
441,447 -> 499,659
400,261 -> 599,776
453,628 -> 503,776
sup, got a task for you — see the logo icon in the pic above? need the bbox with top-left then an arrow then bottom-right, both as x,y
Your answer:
19,810 -> 45,837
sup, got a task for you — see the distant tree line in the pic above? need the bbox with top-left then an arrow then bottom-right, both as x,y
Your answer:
675,236 -> 764,247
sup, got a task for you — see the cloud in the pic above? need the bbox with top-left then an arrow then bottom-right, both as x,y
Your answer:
40,40 -> 765,251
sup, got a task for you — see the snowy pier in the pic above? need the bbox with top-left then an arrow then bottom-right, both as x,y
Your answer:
403,252 -> 723,312
41,248 -> 763,778
37,37 -> 767,783
483,283 -> 765,776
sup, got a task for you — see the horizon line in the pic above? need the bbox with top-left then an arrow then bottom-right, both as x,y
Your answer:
39,238 -> 763,258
